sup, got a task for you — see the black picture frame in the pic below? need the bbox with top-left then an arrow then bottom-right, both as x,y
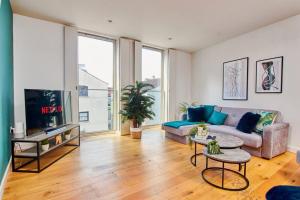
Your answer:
222,57 -> 249,100
255,56 -> 283,94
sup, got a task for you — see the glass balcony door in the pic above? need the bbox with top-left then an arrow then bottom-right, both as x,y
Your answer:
142,46 -> 164,125
78,34 -> 116,133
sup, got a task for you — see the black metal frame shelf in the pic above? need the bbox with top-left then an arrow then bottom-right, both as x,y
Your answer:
201,156 -> 249,191
11,124 -> 80,173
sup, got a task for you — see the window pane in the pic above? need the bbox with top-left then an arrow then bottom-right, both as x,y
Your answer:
78,35 -> 115,133
142,48 -> 161,88
79,85 -> 88,96
79,112 -> 89,122
142,47 -> 162,125
78,36 -> 114,87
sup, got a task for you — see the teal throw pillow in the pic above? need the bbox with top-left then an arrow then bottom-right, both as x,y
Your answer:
202,105 -> 215,122
208,111 -> 228,125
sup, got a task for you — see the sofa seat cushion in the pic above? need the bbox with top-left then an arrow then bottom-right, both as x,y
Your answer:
208,125 -> 262,148
162,124 -> 198,137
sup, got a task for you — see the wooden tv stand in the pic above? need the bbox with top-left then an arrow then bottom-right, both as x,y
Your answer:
11,124 -> 80,173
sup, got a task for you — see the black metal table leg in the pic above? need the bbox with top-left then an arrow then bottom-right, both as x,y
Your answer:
244,163 -> 247,177
222,162 -> 225,188
239,163 -> 242,171
190,142 -> 203,167
201,160 -> 250,191
194,142 -> 197,166
11,141 -> 16,172
37,141 -> 40,172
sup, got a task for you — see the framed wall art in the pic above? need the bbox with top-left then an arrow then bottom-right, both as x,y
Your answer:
223,57 -> 248,100
256,56 -> 283,93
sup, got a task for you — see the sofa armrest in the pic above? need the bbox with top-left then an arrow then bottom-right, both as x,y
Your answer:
262,122 -> 289,159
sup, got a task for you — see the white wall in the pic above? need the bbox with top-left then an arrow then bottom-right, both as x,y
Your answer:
13,14 -> 64,128
192,14 -> 300,151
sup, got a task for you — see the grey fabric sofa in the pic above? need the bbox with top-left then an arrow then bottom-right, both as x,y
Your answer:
162,106 -> 289,159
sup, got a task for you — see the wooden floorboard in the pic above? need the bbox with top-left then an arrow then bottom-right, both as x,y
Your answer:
3,129 -> 298,200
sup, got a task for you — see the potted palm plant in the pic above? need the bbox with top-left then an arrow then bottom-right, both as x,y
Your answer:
120,81 -> 155,139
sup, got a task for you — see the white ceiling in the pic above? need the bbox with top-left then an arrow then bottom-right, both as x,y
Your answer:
11,0 -> 300,52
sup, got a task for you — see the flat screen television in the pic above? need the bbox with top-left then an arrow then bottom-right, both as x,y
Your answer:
24,89 -> 72,135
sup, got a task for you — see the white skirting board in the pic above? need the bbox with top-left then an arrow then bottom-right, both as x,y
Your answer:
0,157 -> 11,200
288,145 -> 300,153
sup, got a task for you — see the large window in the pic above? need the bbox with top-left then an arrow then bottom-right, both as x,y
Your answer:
142,46 -> 163,125
78,34 -> 116,133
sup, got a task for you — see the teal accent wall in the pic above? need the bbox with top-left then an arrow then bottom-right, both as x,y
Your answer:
0,0 -> 13,183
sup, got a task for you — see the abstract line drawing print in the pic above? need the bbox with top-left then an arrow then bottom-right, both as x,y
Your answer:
223,58 -> 248,100
227,63 -> 242,97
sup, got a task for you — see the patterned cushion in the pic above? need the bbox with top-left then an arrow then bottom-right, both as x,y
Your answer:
255,111 -> 277,134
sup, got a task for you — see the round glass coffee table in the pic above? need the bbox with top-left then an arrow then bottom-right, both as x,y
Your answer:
190,132 -> 244,166
202,148 -> 251,191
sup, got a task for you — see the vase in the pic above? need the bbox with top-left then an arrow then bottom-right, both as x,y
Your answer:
130,127 -> 142,139
41,144 -> 49,151
65,134 -> 71,140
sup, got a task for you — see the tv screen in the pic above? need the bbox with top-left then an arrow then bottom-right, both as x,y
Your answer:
24,89 -> 72,135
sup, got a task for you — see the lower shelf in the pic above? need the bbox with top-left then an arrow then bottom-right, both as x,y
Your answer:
13,137 -> 80,173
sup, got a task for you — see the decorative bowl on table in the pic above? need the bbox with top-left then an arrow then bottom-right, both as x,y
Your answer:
197,124 -> 208,137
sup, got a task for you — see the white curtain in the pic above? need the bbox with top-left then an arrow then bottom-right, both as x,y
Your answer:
134,41 -> 142,82
167,49 -> 192,121
64,26 -> 78,123
119,38 -> 142,135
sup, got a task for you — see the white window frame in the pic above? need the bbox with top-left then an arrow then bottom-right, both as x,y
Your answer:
77,32 -> 118,132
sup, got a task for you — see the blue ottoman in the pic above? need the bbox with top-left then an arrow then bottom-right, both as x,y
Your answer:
266,185 -> 300,200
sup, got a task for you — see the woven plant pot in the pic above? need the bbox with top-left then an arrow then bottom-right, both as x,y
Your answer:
130,127 -> 142,139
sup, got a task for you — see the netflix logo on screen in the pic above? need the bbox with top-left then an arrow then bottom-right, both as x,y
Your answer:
41,106 -> 63,114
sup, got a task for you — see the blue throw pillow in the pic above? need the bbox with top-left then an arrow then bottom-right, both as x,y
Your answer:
236,112 -> 261,133
188,107 -> 205,122
202,105 -> 215,122
208,111 -> 228,125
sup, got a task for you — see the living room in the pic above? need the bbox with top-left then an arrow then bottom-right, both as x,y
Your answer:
1,0 -> 300,199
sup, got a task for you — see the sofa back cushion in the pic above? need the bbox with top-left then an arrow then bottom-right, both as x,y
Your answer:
236,112 -> 261,133
221,107 -> 280,127
221,107 -> 257,127
207,111 -> 228,125
202,105 -> 215,122
187,107 -> 205,122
